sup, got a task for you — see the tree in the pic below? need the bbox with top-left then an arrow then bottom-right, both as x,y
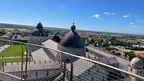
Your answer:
89,38 -> 94,44
124,52 -> 136,60
95,38 -> 103,46
101,41 -> 110,47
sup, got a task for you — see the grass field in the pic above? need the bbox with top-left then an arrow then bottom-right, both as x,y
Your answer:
0,45 -> 26,57
0,44 -> 31,70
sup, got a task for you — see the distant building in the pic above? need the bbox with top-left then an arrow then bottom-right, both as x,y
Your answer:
111,46 -> 132,52
133,51 -> 144,58
0,32 -> 12,40
12,34 -> 28,43
28,22 -> 49,54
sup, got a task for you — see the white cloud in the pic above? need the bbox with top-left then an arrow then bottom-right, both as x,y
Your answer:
93,14 -> 100,19
104,12 -> 115,15
129,22 -> 134,25
104,12 -> 109,15
123,15 -> 129,18
130,26 -> 138,28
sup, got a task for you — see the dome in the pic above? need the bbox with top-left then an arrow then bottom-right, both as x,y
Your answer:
36,22 -> 43,30
60,23 -> 84,48
31,22 -> 47,36
53,35 -> 60,43
130,57 -> 144,68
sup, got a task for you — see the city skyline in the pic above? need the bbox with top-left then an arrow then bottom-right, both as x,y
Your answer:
0,0 -> 144,35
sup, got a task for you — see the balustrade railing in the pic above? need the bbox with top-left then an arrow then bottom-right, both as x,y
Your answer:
0,39 -> 143,81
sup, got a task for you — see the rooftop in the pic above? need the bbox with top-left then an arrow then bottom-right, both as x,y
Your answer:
60,23 -> 84,48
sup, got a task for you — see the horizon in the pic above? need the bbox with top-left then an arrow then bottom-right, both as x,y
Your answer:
1,22 -> 144,36
0,0 -> 144,35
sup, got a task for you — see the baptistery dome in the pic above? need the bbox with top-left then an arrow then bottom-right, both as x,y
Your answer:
58,23 -> 85,56
60,23 -> 84,48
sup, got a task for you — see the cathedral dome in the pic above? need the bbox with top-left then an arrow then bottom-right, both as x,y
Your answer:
31,22 -> 47,36
130,57 -> 144,68
36,22 -> 43,30
60,23 -> 84,48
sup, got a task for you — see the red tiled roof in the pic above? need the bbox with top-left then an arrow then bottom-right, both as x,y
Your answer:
133,51 -> 144,58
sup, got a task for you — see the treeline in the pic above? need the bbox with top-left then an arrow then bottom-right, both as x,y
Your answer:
0,23 -> 34,29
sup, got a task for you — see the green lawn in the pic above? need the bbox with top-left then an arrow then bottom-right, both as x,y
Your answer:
0,45 -> 26,57
0,44 -> 31,70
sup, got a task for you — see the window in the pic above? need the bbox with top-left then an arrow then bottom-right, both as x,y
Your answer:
131,68 -> 133,71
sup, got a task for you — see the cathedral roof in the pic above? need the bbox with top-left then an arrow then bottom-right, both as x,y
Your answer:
32,22 -> 47,36
130,57 -> 144,68
60,23 -> 84,48
36,22 -> 43,30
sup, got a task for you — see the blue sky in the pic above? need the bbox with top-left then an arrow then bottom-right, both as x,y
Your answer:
0,0 -> 144,35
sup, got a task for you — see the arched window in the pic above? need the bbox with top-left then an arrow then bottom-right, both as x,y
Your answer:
131,68 -> 133,71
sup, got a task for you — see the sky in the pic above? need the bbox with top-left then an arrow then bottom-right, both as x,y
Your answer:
0,0 -> 144,35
